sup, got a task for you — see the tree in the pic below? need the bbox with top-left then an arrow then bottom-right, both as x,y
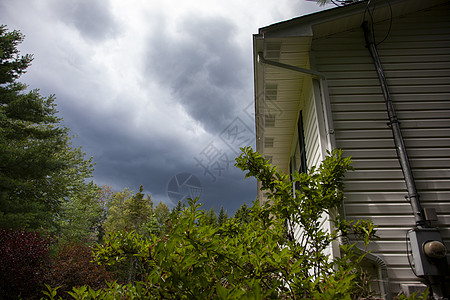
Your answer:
94,185 -> 116,241
56,183 -> 105,243
153,201 -> 170,233
202,207 -> 218,227
217,205 -> 228,227
0,25 -> 95,230
103,185 -> 156,235
102,185 -> 159,283
86,148 -> 378,299
234,202 -> 252,225
169,200 -> 182,219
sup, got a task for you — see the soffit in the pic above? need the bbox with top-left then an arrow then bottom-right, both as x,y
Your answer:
255,36 -> 312,173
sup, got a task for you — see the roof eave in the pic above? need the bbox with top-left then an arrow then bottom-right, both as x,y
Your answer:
253,34 -> 265,154
258,0 -> 448,39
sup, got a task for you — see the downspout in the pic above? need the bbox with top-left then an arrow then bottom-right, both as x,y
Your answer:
258,53 -> 391,295
257,53 -> 336,151
258,54 -> 327,78
362,21 -> 448,299
364,252 -> 391,300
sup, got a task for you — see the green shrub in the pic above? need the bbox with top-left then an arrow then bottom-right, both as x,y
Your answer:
54,148 -> 378,299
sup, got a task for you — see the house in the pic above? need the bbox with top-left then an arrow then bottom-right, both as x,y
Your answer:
253,0 -> 450,298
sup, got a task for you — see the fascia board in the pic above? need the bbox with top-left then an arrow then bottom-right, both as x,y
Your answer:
258,0 -> 365,38
253,34 -> 265,153
258,0 -> 447,39
263,23 -> 313,39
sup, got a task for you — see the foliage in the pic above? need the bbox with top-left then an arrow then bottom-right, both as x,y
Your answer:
45,241 -> 114,299
236,148 -> 377,293
200,206 -> 229,228
57,147 -> 378,299
154,201 -> 170,230
43,281 -> 156,300
103,185 -> 156,235
102,185 -> 176,283
394,288 -> 429,300
217,205 -> 229,227
233,202 -> 252,225
56,183 -> 105,243
92,199 -> 286,299
202,207 -> 218,227
0,228 -> 54,299
0,25 -> 95,230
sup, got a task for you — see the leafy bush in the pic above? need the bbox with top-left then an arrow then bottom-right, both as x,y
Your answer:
57,148 -> 378,299
45,241 -> 114,298
0,228 -> 54,299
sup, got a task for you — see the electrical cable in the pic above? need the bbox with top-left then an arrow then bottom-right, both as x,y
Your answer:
376,0 -> 392,45
330,0 -> 342,6
363,0 -> 393,46
364,0 -> 378,44
329,0 -> 361,7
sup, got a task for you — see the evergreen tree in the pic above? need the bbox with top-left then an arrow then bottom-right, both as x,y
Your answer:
217,205 -> 228,227
103,186 -> 155,235
203,207 -> 217,227
57,182 -> 104,243
169,200 -> 182,220
234,202 -> 252,225
0,25 -> 95,230
154,201 -> 170,232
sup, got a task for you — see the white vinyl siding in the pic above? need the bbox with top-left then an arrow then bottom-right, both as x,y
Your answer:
304,88 -> 322,168
312,3 -> 450,294
289,77 -> 346,263
289,79 -> 323,174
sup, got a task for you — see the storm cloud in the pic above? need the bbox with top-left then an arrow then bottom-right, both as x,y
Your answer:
145,14 -> 246,134
0,0 -> 332,213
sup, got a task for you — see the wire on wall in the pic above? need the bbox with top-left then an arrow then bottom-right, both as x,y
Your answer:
363,0 -> 393,46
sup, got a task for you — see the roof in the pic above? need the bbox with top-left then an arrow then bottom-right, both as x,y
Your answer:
257,0 -> 448,39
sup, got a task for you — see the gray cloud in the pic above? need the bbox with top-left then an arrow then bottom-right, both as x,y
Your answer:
145,14 -> 248,134
0,0 -> 328,214
49,0 -> 120,41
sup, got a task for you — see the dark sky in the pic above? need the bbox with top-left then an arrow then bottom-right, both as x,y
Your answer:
0,0 -> 331,214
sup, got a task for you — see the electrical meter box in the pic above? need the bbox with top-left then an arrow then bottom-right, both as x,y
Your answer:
408,228 -> 449,277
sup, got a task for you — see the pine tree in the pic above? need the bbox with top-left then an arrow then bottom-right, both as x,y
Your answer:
103,186 -> 155,235
203,207 -> 218,227
234,203 -> 252,225
0,25 -> 95,230
217,205 -> 228,227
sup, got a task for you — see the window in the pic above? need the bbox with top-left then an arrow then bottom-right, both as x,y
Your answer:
290,111 -> 307,190
286,111 -> 308,239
